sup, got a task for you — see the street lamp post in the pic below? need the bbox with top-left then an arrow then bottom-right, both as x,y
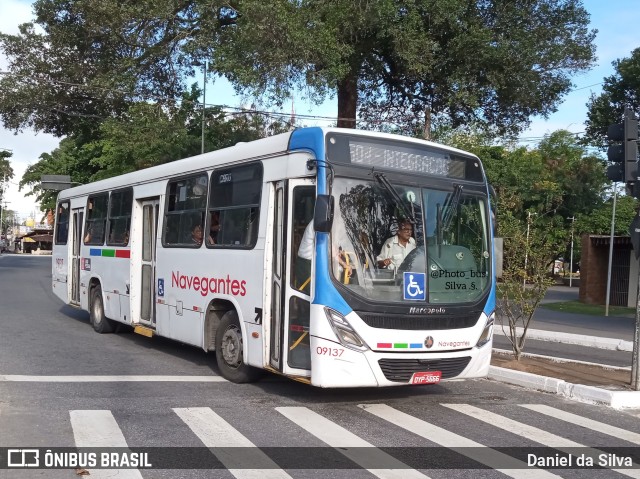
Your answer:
523,211 -> 537,289
0,201 -> 9,252
201,60 -> 208,155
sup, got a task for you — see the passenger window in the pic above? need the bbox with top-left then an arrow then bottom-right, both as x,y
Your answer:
107,189 -> 133,246
164,174 -> 208,247
84,194 -> 109,245
207,163 -> 262,248
55,201 -> 70,245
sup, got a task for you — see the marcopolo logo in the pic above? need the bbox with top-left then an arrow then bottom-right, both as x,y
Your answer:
171,271 -> 247,297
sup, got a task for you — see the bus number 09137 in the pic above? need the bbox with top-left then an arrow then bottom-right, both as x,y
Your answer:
316,346 -> 344,357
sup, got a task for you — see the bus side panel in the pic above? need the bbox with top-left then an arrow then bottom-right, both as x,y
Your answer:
52,243 -> 69,305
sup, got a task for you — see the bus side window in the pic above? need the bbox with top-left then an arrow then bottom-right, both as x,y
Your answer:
55,201 -> 70,244
164,174 -> 208,247
85,193 -> 109,245
208,163 -> 262,248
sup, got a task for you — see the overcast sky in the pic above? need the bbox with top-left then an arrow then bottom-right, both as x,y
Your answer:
1,0 -> 639,220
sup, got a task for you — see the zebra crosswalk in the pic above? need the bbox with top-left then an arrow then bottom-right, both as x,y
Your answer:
3,402 -> 640,478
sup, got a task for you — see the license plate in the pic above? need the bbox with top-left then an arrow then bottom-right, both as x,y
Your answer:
410,371 -> 442,385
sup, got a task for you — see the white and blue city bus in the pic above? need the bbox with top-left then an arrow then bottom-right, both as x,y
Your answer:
52,127 -> 495,387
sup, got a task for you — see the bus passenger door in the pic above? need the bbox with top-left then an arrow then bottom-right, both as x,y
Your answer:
139,199 -> 159,326
269,179 -> 315,375
70,209 -> 83,305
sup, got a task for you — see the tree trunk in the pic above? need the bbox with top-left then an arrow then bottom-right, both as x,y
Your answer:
423,106 -> 431,140
336,75 -> 357,129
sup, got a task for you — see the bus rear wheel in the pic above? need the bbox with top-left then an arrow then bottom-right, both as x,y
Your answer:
90,285 -> 115,334
215,311 -> 262,383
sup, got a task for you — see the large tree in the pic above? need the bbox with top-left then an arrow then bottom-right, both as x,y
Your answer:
0,0 -> 596,138
584,48 -> 640,146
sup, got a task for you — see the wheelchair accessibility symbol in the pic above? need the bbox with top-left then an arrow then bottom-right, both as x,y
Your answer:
403,272 -> 426,301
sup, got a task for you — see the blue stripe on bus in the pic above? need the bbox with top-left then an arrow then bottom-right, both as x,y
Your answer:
410,343 -> 422,349
289,127 -> 328,194
314,232 -> 351,316
89,249 -> 102,256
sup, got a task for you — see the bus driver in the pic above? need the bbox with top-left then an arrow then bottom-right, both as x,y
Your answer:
377,220 -> 415,272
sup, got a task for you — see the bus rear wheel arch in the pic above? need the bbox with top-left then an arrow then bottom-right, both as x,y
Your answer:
215,310 -> 263,383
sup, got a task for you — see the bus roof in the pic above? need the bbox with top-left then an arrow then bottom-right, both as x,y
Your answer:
56,127 -> 479,199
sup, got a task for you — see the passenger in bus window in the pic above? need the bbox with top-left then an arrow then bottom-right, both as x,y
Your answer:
191,224 -> 204,246
377,220 -> 415,271
84,226 -> 93,243
208,211 -> 220,245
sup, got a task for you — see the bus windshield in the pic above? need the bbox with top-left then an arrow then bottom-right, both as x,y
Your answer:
331,177 -> 491,304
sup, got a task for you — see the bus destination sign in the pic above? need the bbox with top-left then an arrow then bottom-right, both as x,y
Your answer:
326,133 -> 481,181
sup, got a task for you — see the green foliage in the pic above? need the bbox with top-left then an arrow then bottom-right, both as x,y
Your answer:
576,194 -> 638,236
584,48 -> 640,147
0,150 -> 15,205
19,87 -> 289,212
496,210 -> 556,360
0,0 -> 596,136
19,135 -> 99,211
444,127 -> 610,358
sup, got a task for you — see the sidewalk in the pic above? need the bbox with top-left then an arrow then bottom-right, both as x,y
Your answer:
489,285 -> 640,409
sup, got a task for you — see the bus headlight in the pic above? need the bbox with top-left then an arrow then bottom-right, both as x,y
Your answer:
476,313 -> 494,348
324,308 -> 369,351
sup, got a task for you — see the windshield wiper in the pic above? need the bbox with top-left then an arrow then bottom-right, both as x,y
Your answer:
373,172 -> 416,223
443,184 -> 463,228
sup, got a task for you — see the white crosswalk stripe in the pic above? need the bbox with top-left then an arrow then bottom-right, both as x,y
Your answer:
443,403 -> 640,478
70,410 -> 143,479
358,403 -> 560,479
521,404 -> 640,444
276,406 -> 431,479
16,402 -> 640,478
174,407 -> 293,479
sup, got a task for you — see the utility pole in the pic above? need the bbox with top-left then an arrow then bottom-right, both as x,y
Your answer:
567,216 -> 575,287
605,188 -> 617,317
0,174 -> 5,245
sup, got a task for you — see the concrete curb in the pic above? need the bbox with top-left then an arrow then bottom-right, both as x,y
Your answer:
494,327 -> 633,352
488,366 -> 640,409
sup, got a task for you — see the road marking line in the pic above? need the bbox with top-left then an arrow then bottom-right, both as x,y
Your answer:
521,404 -> 640,444
0,375 -> 226,382
276,406 -> 430,479
443,403 -> 640,478
174,407 -> 292,479
70,410 -> 143,479
359,403 -> 559,479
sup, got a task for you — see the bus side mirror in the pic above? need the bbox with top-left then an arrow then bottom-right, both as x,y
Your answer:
313,194 -> 334,233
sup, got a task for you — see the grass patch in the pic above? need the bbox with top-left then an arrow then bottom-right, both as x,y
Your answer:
541,301 -> 635,317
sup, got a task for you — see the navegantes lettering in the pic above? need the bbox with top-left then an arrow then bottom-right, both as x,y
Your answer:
171,271 -> 247,297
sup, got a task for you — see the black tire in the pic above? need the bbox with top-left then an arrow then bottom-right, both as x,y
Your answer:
215,310 -> 263,383
90,285 -> 115,334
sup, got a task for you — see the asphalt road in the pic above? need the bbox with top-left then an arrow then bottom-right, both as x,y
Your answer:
2,254 -> 640,479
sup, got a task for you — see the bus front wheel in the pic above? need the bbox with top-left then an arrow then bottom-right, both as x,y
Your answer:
215,311 -> 262,383
90,285 -> 115,334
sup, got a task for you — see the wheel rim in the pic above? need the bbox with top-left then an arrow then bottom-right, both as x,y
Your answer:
221,325 -> 242,369
92,295 -> 103,324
